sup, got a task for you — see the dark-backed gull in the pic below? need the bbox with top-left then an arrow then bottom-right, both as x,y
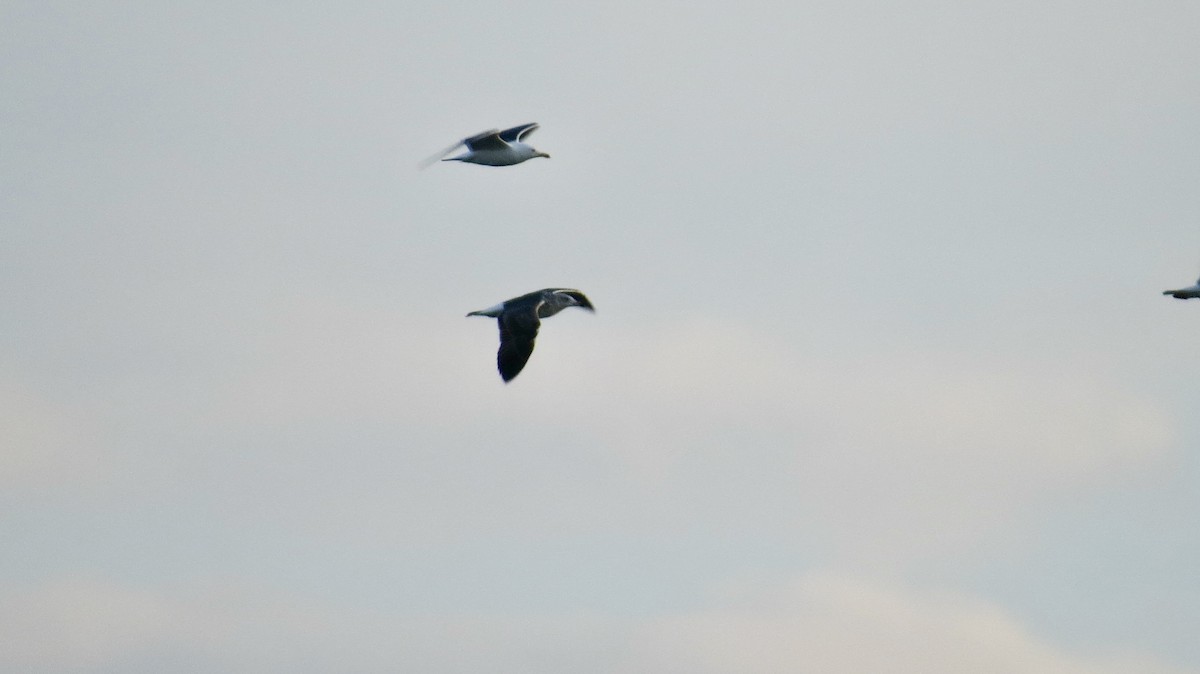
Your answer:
422,123 -> 549,168
467,288 -> 594,382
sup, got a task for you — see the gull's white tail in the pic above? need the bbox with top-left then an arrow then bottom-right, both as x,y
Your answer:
416,140 -> 464,170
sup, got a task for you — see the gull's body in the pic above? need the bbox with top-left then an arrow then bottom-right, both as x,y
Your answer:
423,123 -> 549,168
467,288 -> 594,382
1164,275 -> 1200,300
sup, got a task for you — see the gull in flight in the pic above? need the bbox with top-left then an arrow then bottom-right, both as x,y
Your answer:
1163,274 -> 1200,300
421,123 -> 549,168
467,288 -> 594,382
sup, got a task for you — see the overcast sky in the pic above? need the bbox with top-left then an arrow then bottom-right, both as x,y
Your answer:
2,1 -> 1198,672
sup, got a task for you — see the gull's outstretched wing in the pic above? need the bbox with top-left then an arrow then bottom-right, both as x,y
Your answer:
496,303 -> 542,382
462,129 -> 510,152
417,128 -> 513,169
498,123 -> 539,143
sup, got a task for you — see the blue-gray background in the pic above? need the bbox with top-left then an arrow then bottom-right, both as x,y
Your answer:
2,1 -> 1197,671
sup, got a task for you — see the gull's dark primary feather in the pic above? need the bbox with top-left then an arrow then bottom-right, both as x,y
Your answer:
498,123 -> 539,143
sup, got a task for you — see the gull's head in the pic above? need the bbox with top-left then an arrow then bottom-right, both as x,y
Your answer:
514,145 -> 549,162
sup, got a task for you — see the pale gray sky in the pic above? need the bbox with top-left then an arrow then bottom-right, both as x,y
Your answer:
2,1 -> 1198,671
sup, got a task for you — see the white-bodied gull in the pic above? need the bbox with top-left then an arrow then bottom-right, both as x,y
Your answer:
421,123 -> 549,168
1163,274 -> 1200,300
467,288 -> 594,382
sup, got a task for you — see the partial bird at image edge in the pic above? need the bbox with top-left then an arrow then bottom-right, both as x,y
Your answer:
1163,274 -> 1200,300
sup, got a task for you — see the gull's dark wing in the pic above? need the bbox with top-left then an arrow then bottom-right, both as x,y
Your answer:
497,304 -> 542,382
498,123 -> 539,143
463,129 -> 509,152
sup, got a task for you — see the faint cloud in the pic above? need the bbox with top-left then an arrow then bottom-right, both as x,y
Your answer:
0,388 -> 110,490
561,317 -> 1178,561
189,306 -> 1180,561
0,577 -> 171,671
617,570 -> 1195,674
0,575 -> 626,673
2,572 -> 1189,674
